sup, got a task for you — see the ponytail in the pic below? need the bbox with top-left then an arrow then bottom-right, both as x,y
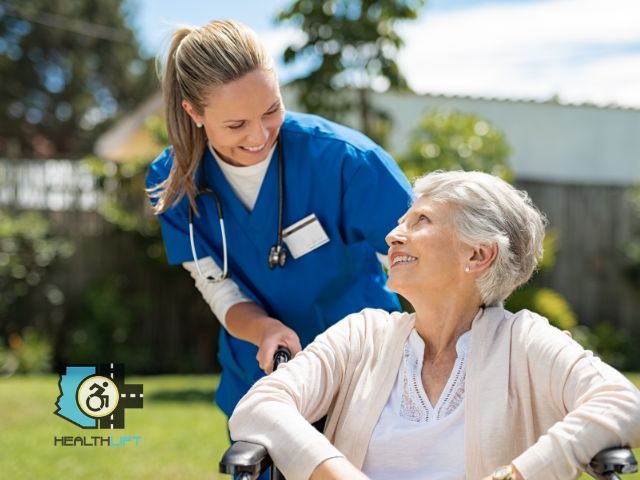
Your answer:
148,27 -> 204,213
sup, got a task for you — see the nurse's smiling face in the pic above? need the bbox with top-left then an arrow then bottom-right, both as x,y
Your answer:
182,69 -> 284,167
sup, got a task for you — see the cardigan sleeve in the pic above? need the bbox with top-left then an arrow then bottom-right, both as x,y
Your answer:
228,312 -> 365,480
511,312 -> 640,480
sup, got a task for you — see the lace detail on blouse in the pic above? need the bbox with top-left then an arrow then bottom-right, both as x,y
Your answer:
399,330 -> 469,423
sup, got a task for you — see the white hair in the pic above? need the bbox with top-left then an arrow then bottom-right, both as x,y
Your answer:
413,170 -> 547,306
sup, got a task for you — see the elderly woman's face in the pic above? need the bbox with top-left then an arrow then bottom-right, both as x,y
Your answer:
385,197 -> 470,298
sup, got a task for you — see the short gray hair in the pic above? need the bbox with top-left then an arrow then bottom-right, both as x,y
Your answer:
413,170 -> 547,306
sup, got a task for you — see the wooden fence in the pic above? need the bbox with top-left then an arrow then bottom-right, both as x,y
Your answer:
518,180 -> 640,330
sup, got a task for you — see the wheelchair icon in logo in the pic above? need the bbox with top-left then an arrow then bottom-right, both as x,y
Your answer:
77,375 -> 119,418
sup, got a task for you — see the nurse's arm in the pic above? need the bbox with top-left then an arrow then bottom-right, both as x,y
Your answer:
183,257 -> 250,327
183,258 -> 302,374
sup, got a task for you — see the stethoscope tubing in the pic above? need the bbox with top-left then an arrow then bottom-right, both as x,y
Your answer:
189,216 -> 228,282
188,136 -> 285,282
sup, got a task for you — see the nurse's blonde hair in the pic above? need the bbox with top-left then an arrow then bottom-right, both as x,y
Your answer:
148,20 -> 275,214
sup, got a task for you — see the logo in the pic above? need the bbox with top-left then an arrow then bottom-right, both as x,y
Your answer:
55,363 -> 143,429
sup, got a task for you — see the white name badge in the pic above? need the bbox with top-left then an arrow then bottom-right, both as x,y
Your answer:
282,213 -> 330,259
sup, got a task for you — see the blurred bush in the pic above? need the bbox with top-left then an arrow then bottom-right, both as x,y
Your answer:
399,107 -> 512,182
0,328 -> 52,375
0,210 -> 74,317
571,321 -> 638,370
0,210 -> 73,374
61,276 -> 153,372
505,232 -> 577,332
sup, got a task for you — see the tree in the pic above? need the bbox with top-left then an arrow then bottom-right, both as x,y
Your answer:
277,0 -> 424,145
399,106 -> 512,181
0,0 -> 157,157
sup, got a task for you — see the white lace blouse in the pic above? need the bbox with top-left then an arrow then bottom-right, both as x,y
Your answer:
362,328 -> 470,480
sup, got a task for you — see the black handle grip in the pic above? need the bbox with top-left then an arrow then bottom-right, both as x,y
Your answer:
273,348 -> 291,370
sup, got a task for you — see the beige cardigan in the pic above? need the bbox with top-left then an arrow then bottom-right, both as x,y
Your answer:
229,307 -> 640,480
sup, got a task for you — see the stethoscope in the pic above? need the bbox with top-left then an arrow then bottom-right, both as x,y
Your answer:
188,137 -> 287,283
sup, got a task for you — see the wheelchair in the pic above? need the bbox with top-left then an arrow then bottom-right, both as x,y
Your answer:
220,350 -> 638,480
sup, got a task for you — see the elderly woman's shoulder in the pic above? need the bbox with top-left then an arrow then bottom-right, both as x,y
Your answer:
337,308 -> 414,336
342,308 -> 413,325
509,308 -> 549,326
505,307 -> 580,351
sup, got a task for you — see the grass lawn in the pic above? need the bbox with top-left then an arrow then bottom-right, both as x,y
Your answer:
0,374 -> 229,480
1,373 -> 639,480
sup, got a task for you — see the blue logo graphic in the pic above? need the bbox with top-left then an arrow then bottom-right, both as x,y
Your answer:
55,363 -> 143,429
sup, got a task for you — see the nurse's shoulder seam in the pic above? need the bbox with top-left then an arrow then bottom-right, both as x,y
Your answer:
282,111 -> 384,155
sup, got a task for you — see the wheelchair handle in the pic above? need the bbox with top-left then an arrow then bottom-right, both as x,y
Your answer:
588,447 -> 638,480
273,347 -> 291,370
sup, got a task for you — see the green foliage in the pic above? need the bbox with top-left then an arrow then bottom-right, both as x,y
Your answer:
506,288 -> 577,331
571,322 -> 639,371
399,107 -> 513,181
0,210 -> 74,325
145,114 -> 169,146
83,154 -> 161,245
0,0 -> 157,157
505,233 -> 577,331
277,0 -> 424,145
0,210 -> 72,375
83,114 -> 167,243
0,328 -> 52,375
61,276 -> 152,371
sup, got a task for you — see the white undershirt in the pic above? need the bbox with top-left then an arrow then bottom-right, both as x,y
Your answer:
209,143 -> 276,211
183,143 -> 391,326
182,258 -> 248,328
362,329 -> 470,480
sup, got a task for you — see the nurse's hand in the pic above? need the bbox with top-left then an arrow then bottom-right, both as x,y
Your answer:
256,319 -> 302,374
225,302 -> 302,374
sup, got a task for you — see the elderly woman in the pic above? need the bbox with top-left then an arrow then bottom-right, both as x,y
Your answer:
229,171 -> 640,480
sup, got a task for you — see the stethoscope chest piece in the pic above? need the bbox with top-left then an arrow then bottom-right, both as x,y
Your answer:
268,244 -> 287,269
190,136 -> 288,281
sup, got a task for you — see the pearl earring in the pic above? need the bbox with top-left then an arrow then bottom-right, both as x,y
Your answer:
196,122 -> 203,128
464,266 -> 470,273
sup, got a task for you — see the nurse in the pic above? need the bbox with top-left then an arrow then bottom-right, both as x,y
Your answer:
146,19 -> 413,418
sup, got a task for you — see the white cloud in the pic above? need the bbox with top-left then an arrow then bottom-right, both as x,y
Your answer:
259,27 -> 306,59
398,0 -> 640,107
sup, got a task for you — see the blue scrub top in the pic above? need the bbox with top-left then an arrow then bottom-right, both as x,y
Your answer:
147,112 -> 413,416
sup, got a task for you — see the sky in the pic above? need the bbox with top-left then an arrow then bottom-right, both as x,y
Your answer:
128,0 -> 640,108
